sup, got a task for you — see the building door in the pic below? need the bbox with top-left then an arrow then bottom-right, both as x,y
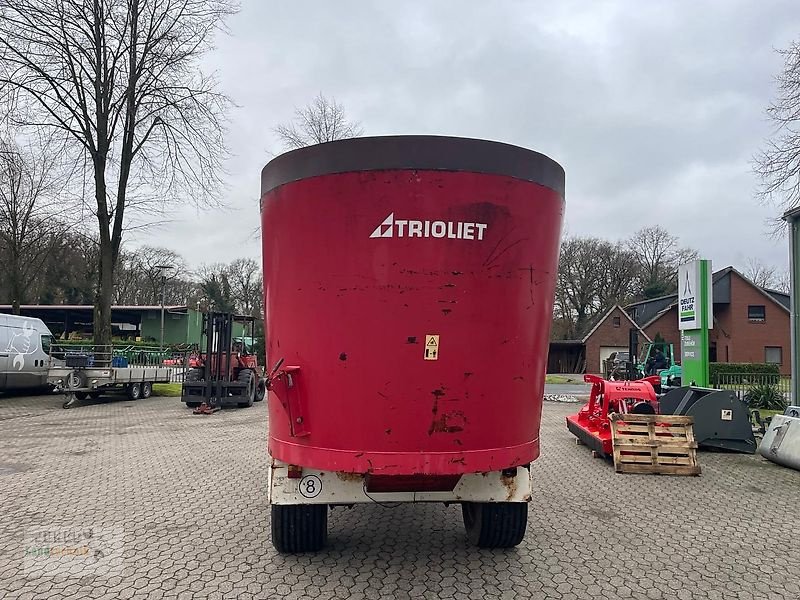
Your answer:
599,346 -> 628,373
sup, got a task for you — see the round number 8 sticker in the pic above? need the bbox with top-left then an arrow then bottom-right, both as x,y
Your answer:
299,475 -> 322,498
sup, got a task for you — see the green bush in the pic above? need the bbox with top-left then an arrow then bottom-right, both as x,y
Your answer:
744,383 -> 788,411
710,363 -> 780,385
709,363 -> 780,377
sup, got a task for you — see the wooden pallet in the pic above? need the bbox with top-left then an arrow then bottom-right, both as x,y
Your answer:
610,414 -> 701,476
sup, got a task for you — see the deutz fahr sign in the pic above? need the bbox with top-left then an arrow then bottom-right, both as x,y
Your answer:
678,260 -> 713,331
678,259 -> 713,387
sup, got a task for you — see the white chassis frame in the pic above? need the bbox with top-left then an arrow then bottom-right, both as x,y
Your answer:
268,458 -> 532,505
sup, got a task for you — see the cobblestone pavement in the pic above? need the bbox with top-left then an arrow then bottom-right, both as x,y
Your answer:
1,393 -> 799,599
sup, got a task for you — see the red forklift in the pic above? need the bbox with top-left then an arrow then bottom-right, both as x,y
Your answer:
181,312 -> 266,411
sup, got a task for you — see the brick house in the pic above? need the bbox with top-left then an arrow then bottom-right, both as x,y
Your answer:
548,305 -> 651,374
626,267 -> 790,375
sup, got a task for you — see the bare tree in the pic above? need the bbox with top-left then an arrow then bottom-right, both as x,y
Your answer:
597,242 -> 641,311
629,226 -> 698,298
775,270 -> 791,293
41,232 -> 100,305
555,237 -> 610,338
0,131 -> 67,313
112,251 -> 142,305
226,257 -> 261,316
742,257 -> 790,292
743,257 -> 778,289
0,0 -> 236,346
131,246 -> 187,304
755,41 -> 800,214
275,93 -> 363,150
114,245 -> 197,305
554,236 -> 643,339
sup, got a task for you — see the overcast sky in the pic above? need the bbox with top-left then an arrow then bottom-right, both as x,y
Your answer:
135,0 -> 800,274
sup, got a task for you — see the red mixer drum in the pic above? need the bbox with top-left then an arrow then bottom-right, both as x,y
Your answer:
261,136 -> 565,551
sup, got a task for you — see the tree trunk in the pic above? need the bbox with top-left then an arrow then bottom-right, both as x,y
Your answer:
9,249 -> 22,315
94,242 -> 114,349
92,146 -> 113,349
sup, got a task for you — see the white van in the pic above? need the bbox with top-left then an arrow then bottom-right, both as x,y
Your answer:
0,314 -> 53,392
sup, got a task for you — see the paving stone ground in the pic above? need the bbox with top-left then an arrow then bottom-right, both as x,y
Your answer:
0,393 -> 798,599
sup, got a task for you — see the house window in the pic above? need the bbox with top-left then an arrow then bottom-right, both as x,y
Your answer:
612,316 -> 621,328
765,346 -> 783,365
748,305 -> 765,322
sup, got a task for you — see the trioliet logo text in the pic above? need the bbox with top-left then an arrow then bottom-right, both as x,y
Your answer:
369,213 -> 488,240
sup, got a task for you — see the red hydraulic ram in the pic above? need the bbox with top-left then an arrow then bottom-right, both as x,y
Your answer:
261,136 -> 565,552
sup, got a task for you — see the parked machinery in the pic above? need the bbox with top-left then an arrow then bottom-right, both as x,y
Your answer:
566,374 -> 661,457
181,312 -> 266,411
659,386 -> 756,454
760,406 -> 800,470
567,377 -> 757,457
50,343 -> 174,409
261,136 -> 565,552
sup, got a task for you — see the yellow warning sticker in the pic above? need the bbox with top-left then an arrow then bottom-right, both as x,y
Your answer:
424,334 -> 439,361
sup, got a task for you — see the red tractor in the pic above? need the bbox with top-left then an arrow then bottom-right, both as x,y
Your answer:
181,312 -> 266,410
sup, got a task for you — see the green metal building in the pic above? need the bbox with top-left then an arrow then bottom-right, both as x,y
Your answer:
138,306 -> 213,345
0,304 -> 246,346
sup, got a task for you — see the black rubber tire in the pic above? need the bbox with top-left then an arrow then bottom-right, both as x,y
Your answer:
185,402 -> 201,409
141,382 -> 153,399
127,383 -> 141,401
237,369 -> 255,408
74,391 -> 88,401
271,504 -> 327,553
68,372 -> 84,389
185,368 -> 203,382
462,502 -> 528,548
255,378 -> 266,402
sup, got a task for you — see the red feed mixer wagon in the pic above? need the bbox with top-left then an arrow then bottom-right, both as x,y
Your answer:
260,136 -> 565,552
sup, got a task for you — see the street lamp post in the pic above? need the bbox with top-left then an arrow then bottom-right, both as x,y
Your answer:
155,264 -> 173,350
783,208 -> 800,406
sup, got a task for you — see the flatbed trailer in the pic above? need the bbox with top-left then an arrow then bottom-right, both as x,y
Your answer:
47,344 -> 178,408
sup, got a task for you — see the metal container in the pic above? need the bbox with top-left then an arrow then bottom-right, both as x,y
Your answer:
760,414 -> 800,471
261,136 -> 565,476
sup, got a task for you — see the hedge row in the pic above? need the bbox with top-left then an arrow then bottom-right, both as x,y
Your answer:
709,363 -> 780,377
710,362 -> 781,385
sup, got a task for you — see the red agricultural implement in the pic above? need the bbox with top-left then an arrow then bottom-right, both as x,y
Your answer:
565,374 -> 661,457
567,374 -> 757,457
